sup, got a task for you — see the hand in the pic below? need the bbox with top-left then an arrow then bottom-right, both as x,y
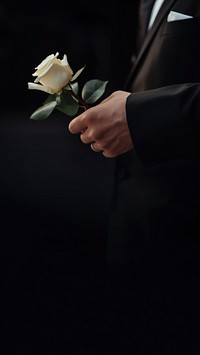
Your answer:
68,91 -> 133,158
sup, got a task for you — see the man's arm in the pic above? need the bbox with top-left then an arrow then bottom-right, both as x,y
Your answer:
68,83 -> 200,160
127,83 -> 200,165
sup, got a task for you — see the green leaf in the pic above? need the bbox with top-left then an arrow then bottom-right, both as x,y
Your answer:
71,66 -> 85,82
56,91 -> 79,116
30,100 -> 57,120
82,79 -> 108,105
64,82 -> 79,95
70,82 -> 79,95
43,93 -> 58,105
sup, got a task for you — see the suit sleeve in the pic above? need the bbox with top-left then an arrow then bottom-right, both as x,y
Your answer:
126,83 -> 200,166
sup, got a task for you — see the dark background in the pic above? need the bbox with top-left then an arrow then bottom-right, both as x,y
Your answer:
0,0 -> 139,110
0,1 -> 139,353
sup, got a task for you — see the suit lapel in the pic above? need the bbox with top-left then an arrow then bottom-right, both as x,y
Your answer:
125,0 -> 178,89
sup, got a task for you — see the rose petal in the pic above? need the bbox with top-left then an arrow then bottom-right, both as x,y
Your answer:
35,52 -> 59,70
61,54 -> 69,66
37,64 -> 72,93
28,82 -> 53,94
32,52 -> 59,77
34,63 -> 54,82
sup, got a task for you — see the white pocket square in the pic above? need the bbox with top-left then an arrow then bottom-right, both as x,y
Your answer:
167,11 -> 193,22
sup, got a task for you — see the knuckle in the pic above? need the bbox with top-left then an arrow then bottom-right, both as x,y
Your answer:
85,108 -> 95,124
101,141 -> 116,153
88,128 -> 96,141
80,134 -> 88,144
102,145 -> 117,158
103,151 -> 116,158
99,139 -> 109,150
80,131 -> 94,144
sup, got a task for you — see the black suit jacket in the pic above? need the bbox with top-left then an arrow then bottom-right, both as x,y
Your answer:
106,3 -> 200,349
126,0 -> 200,91
108,0 -> 200,293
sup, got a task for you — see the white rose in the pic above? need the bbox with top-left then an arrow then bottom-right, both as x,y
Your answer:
28,52 -> 73,94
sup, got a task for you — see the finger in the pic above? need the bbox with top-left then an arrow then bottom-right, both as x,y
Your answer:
68,113 -> 87,134
80,130 -> 92,144
90,142 -> 103,152
102,150 -> 116,158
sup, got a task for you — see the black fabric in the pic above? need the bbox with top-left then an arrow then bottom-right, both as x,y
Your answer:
136,0 -> 155,51
106,0 -> 200,352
